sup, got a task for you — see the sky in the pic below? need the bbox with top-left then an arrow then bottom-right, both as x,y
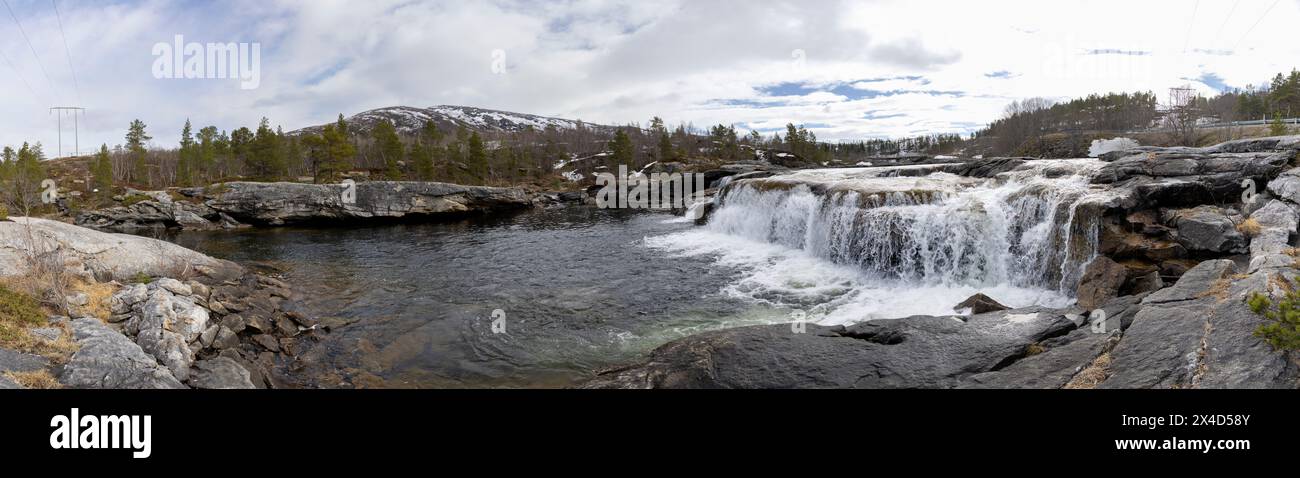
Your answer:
1,0 -> 1299,156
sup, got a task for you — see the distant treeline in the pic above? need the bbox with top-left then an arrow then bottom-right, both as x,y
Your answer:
971,68 -> 1300,155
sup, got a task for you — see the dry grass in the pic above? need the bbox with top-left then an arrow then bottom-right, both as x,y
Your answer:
1025,342 -> 1045,357
1237,217 -> 1262,237
4,370 -> 61,389
1064,353 -> 1112,389
1195,278 -> 1233,302
69,279 -> 115,322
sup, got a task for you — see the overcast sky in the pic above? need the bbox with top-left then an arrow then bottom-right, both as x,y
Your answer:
2,0 -> 1299,155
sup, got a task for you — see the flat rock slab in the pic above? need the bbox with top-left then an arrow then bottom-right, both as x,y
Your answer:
585,307 -> 1077,389
0,347 -> 50,374
961,327 -> 1113,389
0,217 -> 242,282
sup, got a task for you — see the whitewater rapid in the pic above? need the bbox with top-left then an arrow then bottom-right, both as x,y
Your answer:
645,160 -> 1115,325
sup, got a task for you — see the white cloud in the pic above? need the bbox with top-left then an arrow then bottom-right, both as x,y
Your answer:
1,0 -> 1298,152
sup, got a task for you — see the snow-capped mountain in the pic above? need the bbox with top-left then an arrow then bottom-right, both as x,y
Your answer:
292,105 -> 606,136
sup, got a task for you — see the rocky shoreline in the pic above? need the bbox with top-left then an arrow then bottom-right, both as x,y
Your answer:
1,218 -> 325,389
75,180 -> 536,231
8,136 -> 1300,389
585,136 -> 1300,389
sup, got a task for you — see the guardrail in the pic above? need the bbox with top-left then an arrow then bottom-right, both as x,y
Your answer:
1196,118 -> 1300,129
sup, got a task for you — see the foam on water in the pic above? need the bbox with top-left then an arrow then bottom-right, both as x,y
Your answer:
645,160 -> 1109,325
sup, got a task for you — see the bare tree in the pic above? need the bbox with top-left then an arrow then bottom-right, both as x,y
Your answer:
1165,86 -> 1201,146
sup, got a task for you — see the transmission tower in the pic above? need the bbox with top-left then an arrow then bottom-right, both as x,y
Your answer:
50,106 -> 85,158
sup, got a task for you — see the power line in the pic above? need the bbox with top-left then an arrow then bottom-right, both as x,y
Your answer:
1232,0 -> 1282,52
1182,0 -> 1199,54
1,0 -> 57,100
0,46 -> 40,103
50,0 -> 79,104
1210,0 -> 1241,48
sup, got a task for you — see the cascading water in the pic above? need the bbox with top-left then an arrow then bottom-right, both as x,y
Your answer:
645,160 -> 1111,325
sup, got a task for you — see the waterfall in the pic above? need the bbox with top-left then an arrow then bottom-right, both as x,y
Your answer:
704,161 -> 1106,295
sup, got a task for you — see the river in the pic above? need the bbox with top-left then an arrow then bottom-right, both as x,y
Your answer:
156,161 -> 1108,388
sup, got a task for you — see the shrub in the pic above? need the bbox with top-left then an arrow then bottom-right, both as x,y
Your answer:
0,204 -> 7,221
0,284 -> 46,348
1247,290 -> 1300,350
131,271 -> 153,284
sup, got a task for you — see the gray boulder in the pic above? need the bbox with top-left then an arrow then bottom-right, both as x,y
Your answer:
1076,256 -> 1127,310
125,285 -> 210,382
953,293 -> 1009,314
1168,206 -> 1247,253
1098,259 -> 1298,389
60,318 -> 186,389
189,357 -> 256,389
0,217 -> 242,282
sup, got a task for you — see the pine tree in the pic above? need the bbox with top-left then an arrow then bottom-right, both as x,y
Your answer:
197,126 -> 219,182
467,132 -> 488,183
657,132 -> 674,162
372,119 -> 404,180
177,119 -> 195,186
411,142 -> 435,181
1270,112 -> 1289,136
609,129 -> 634,168
92,144 -> 113,197
247,118 -> 284,180
125,119 -> 151,186
6,142 -> 45,213
316,114 -> 355,182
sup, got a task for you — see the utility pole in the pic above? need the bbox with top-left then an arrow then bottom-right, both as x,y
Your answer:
50,106 -> 86,158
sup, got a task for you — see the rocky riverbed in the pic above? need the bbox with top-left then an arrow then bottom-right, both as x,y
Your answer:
585,136 -> 1300,389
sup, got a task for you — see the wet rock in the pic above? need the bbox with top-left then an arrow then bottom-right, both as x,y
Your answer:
212,326 -> 239,350
245,315 -> 273,334
252,334 -> 281,352
1076,256 -> 1127,310
273,315 -> 298,336
188,357 -> 256,389
953,293 -> 1009,314
221,314 -> 247,333
60,318 -> 185,389
583,307 -> 1077,389
950,157 -> 1026,178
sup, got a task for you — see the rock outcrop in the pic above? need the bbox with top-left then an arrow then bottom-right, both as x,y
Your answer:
205,181 -> 533,226
74,180 -> 535,231
0,217 -> 242,282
